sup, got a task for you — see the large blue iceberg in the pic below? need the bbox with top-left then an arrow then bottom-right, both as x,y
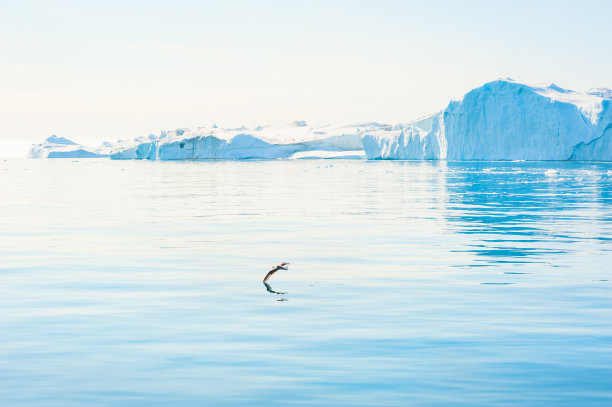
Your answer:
363,79 -> 612,161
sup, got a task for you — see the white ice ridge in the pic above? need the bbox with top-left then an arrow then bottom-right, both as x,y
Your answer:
28,135 -> 111,158
109,121 -> 386,160
363,79 -> 612,161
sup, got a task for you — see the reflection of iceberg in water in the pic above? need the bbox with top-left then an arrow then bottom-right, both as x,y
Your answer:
442,162 -> 611,265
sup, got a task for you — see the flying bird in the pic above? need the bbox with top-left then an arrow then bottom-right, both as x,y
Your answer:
263,262 -> 289,282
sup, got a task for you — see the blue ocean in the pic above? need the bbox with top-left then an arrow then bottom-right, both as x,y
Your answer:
1,159 -> 611,406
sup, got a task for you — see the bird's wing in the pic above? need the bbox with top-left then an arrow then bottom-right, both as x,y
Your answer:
263,266 -> 280,282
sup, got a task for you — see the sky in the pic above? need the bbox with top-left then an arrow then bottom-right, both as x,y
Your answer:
1,0 -> 611,157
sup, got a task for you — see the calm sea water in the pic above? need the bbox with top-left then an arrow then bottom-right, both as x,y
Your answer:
0,159 -> 611,406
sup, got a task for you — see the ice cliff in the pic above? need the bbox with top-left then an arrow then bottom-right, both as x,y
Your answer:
363,79 -> 612,161
28,135 -> 110,158
109,122 -> 378,160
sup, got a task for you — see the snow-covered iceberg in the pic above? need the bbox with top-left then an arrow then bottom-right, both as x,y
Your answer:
110,122 -> 385,160
363,79 -> 612,161
29,135 -> 111,158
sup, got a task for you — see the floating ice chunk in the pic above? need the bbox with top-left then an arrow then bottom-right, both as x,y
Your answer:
545,169 -> 559,177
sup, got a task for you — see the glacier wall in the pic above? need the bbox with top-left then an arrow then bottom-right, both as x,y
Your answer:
361,125 -> 440,160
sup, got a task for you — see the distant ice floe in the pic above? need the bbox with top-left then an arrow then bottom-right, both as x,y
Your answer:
28,135 -> 110,158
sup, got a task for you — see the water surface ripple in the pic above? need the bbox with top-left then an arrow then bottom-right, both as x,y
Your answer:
0,159 -> 611,406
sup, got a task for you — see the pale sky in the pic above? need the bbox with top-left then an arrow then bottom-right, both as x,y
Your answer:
1,0 -> 611,157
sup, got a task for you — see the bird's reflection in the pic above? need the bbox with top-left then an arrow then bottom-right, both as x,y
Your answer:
264,282 -> 286,295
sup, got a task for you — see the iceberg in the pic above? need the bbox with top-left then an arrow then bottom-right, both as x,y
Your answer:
110,122 -> 386,160
363,79 -> 612,161
29,135 -> 110,158
28,79 -> 612,162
